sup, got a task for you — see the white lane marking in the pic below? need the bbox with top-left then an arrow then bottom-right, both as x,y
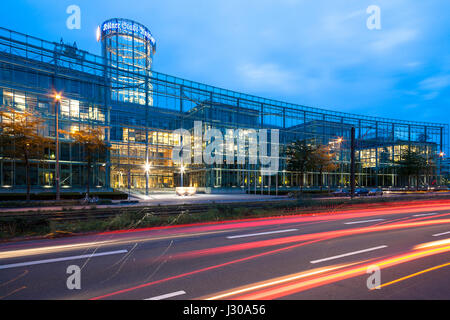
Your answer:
432,231 -> 450,237
310,245 -> 388,264
226,228 -> 299,239
0,249 -> 128,270
145,290 -> 186,300
344,219 -> 385,225
413,212 -> 438,217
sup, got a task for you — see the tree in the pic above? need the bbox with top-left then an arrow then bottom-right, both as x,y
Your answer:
311,144 -> 338,191
424,157 -> 437,187
396,148 -> 428,190
285,140 -> 315,191
61,127 -> 109,197
0,107 -> 52,201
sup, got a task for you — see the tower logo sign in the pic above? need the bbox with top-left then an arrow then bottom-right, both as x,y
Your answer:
101,19 -> 156,47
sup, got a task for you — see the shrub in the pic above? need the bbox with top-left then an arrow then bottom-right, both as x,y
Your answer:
0,216 -> 50,237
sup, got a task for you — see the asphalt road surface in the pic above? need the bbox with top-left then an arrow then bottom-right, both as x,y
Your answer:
1,199 -> 449,300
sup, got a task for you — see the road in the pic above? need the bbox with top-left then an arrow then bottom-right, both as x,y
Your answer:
0,199 -> 449,300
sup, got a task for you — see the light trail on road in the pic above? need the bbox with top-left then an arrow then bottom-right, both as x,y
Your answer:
172,219 -> 450,260
89,216 -> 450,299
375,262 -> 450,290
205,238 -> 450,300
2,199 -> 450,300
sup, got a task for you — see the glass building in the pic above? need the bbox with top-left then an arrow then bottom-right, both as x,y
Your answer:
0,20 -> 448,194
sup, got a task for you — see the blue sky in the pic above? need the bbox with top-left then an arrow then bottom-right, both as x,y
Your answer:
1,0 -> 449,125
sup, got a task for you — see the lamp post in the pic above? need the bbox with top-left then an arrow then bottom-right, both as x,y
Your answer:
180,164 -> 185,188
439,151 -> 445,186
350,127 -> 356,198
144,162 -> 151,196
337,137 -> 343,189
54,93 -> 61,201
180,135 -> 185,188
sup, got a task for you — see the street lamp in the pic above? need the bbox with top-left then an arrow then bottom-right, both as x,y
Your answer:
329,137 -> 343,148
144,162 -> 151,196
179,134 -> 185,189
180,165 -> 185,188
54,93 -> 62,201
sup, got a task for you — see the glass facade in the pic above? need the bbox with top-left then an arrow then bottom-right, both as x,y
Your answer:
101,18 -> 155,105
0,23 -> 448,194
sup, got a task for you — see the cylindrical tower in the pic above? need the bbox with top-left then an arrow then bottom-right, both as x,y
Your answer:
100,18 -> 156,105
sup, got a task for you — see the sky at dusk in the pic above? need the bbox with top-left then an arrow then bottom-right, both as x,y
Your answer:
1,0 -> 449,125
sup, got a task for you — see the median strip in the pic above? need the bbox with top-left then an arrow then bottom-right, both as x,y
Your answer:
310,245 -> 388,264
227,229 -> 299,239
0,249 -> 128,270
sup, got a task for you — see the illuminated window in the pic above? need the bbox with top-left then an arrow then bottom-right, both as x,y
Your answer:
60,100 -> 70,117
14,93 -> 26,110
70,100 -> 79,118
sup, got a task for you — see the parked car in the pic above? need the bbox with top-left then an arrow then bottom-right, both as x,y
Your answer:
368,188 -> 383,196
355,188 -> 369,196
332,188 -> 350,197
432,186 -> 450,191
